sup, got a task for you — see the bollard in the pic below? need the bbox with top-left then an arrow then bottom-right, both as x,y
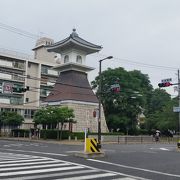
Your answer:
85,138 -> 100,153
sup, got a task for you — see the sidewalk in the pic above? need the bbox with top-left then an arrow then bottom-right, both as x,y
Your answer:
0,137 -> 84,145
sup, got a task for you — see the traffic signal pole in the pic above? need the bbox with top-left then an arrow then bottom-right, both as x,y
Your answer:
178,69 -> 180,141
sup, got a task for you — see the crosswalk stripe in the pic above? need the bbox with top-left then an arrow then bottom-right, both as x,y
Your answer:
0,159 -> 60,167
113,178 -> 137,180
0,165 -> 84,177
0,158 -> 48,164
0,156 -> 34,160
54,172 -> 118,180
0,148 -> 68,156
0,152 -> 144,180
0,152 -> 32,157
6,169 -> 100,180
0,162 -> 71,171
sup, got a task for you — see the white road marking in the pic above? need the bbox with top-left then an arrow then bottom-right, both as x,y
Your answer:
88,159 -> 180,178
113,178 -> 139,180
3,143 -> 48,147
0,165 -> 84,176
0,151 -> 146,180
150,146 -> 175,151
0,158 -> 49,164
0,162 -> 71,171
0,159 -> 60,167
54,172 -> 118,180
0,148 -> 67,156
6,169 -> 99,180
66,150 -> 81,153
159,148 -> 170,151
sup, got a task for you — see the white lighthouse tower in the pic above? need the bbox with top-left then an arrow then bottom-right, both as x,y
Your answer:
44,29 -> 108,133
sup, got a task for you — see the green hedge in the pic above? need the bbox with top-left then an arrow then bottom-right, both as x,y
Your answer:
40,130 -> 70,140
11,129 -> 30,137
10,129 -> 85,140
70,132 -> 85,139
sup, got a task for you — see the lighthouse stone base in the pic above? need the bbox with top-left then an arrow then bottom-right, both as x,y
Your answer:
60,101 -> 109,133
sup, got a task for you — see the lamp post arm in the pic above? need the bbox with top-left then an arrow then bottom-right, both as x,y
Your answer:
97,56 -> 113,149
98,59 -> 102,148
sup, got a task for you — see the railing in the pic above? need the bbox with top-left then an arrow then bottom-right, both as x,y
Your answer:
89,135 -> 178,144
12,75 -> 25,81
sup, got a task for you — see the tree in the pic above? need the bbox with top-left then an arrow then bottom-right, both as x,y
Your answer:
146,88 -> 171,114
145,96 -> 178,133
0,111 -> 24,134
33,107 -> 58,129
91,67 -> 153,134
54,107 -> 75,140
34,106 -> 75,140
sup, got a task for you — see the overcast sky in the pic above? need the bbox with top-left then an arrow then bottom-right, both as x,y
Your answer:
0,0 -> 179,96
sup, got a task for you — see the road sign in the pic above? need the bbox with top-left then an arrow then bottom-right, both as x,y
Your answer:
161,78 -> 172,83
2,82 -> 13,94
173,107 -> 180,112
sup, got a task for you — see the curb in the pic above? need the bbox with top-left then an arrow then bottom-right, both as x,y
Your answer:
0,137 -> 84,145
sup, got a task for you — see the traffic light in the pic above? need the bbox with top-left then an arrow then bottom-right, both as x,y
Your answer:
13,86 -> 29,93
158,82 -> 172,87
110,84 -> 120,93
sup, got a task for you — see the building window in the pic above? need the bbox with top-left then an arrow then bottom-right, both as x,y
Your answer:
64,55 -> 69,63
41,66 -> 48,74
76,55 -> 82,64
26,98 -> 29,103
24,109 -> 34,118
28,63 -> 31,68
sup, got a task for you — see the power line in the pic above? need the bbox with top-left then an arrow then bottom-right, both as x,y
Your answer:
0,21 -> 178,72
0,69 -> 93,90
92,53 -> 178,71
0,22 -> 39,39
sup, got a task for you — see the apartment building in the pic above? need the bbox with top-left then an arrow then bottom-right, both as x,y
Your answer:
0,37 -> 59,129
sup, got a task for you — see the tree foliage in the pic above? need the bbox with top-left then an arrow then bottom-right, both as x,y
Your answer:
91,67 -> 178,135
0,111 -> 24,134
33,106 -> 75,140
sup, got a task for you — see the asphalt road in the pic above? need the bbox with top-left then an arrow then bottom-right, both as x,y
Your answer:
0,139 -> 180,180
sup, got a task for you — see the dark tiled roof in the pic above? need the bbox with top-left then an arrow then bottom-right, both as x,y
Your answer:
45,29 -> 102,53
45,70 -> 99,103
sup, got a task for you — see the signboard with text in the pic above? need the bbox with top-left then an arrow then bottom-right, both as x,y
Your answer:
173,107 -> 180,113
161,78 -> 172,83
2,82 -> 13,94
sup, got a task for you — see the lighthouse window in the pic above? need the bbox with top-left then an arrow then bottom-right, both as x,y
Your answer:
76,55 -> 82,64
64,55 -> 69,63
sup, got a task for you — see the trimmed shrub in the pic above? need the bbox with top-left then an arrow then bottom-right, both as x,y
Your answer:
11,129 -> 30,137
40,129 -> 70,140
70,132 -> 85,140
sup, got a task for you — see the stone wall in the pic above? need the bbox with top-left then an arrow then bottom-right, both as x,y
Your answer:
61,102 -> 109,133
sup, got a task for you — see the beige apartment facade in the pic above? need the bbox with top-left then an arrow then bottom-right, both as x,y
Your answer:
0,37 -> 59,129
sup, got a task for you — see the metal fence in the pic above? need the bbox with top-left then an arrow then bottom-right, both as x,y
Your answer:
89,135 -> 178,144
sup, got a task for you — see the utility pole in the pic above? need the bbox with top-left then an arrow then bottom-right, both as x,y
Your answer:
178,69 -> 180,141
98,56 -> 113,149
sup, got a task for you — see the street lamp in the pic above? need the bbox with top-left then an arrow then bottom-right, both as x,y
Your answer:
98,56 -> 113,148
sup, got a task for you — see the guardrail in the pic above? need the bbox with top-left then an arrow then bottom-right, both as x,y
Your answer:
89,135 -> 178,144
